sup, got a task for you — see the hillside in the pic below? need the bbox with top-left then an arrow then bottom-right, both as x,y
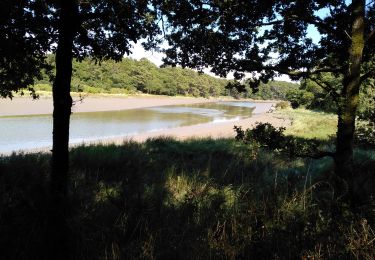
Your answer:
35,56 -> 303,100
36,57 -> 228,97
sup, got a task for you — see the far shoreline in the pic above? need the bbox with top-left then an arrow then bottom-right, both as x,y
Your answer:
0,94 -> 280,117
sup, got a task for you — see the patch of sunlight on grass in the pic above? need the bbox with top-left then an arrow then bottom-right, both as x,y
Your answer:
163,167 -> 241,211
95,182 -> 121,203
164,172 -> 192,206
276,108 -> 337,140
222,186 -> 236,208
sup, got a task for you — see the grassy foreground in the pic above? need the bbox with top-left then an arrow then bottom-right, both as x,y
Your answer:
276,108 -> 338,140
1,110 -> 375,259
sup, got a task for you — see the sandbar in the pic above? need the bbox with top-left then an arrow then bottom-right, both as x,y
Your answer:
0,95 -> 217,116
96,112 -> 290,145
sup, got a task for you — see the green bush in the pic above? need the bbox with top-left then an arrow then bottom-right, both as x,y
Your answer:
36,55 -> 228,98
286,89 -> 314,109
234,122 -> 330,158
33,83 -> 52,91
83,85 -> 102,94
275,101 -> 290,109
355,121 -> 375,147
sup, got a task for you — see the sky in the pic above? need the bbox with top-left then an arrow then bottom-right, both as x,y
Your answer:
127,24 -> 324,83
126,5 -> 333,83
127,42 -> 293,82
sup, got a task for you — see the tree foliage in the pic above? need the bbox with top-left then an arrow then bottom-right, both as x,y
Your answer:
0,0 -> 51,98
161,0 -> 375,182
301,71 -> 375,120
161,1 -> 368,79
37,56 -> 228,97
1,1 -> 160,258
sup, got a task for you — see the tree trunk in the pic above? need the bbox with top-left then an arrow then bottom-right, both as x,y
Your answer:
335,0 -> 365,183
48,0 -> 78,259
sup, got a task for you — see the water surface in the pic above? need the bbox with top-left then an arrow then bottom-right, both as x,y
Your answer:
0,101 -> 262,153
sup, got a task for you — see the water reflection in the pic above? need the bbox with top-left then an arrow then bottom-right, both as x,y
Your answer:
0,101 -> 258,153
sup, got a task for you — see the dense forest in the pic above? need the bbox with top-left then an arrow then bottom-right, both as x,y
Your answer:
35,56 -> 305,99
35,57 -> 374,121
36,56 -> 228,97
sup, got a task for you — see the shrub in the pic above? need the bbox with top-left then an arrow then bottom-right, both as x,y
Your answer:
83,85 -> 102,94
275,101 -> 290,109
33,83 -> 52,91
286,89 -> 314,109
355,121 -> 375,147
234,123 -> 288,157
234,122 -> 330,158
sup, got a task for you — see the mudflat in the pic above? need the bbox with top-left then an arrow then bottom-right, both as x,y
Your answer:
0,95 -> 215,117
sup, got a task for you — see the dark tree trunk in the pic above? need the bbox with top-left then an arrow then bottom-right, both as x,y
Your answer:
47,0 -> 78,259
335,0 -> 365,183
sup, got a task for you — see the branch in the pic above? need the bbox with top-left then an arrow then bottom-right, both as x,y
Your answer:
257,20 -> 284,26
360,69 -> 375,83
79,12 -> 107,22
159,15 -> 166,37
261,65 -> 342,78
234,62 -> 342,80
295,15 -> 334,35
366,29 -> 375,44
310,76 -> 340,103
257,15 -> 335,35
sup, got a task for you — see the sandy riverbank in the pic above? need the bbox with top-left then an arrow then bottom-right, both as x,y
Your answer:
0,95 -> 279,117
0,95 -> 218,116
95,112 -> 290,145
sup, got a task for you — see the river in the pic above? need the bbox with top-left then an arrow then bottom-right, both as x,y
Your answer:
0,101 -> 272,153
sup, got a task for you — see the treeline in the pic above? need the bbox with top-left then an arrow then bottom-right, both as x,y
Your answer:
35,56 -> 305,100
35,56 -> 374,122
289,75 -> 374,122
228,76 -> 374,122
246,81 -> 300,100
36,56 -> 228,97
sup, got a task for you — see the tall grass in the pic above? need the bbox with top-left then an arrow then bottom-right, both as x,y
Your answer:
276,108 -> 337,140
1,137 -> 374,259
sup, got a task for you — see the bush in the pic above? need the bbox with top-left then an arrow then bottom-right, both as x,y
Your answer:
355,121 -> 375,147
275,101 -> 290,109
33,83 -> 52,91
234,123 -> 288,154
109,87 -> 127,94
234,122 -> 330,158
83,85 -> 102,94
286,89 -> 314,109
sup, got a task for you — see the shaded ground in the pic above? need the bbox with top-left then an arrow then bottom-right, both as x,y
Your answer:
0,137 -> 374,259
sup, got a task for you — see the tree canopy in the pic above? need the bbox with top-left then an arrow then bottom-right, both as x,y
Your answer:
36,56 -> 228,97
161,0 -> 375,184
1,1 -> 160,258
161,1 -> 374,83
0,0 -> 51,98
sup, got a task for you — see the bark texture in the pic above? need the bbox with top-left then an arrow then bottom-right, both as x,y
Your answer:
335,0 -> 365,183
48,0 -> 78,259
